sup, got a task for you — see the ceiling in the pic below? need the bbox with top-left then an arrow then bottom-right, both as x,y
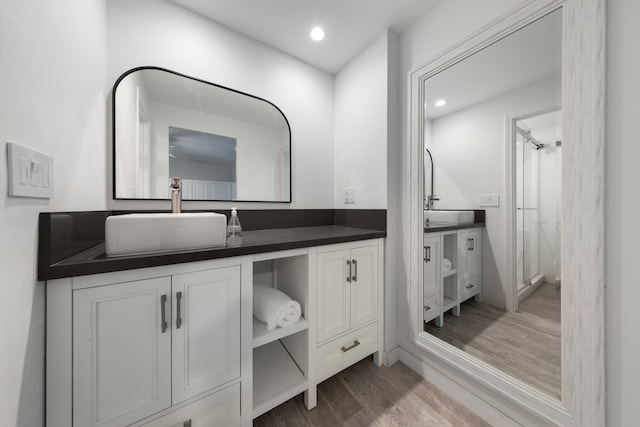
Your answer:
423,8 -> 562,120
170,0 -> 440,74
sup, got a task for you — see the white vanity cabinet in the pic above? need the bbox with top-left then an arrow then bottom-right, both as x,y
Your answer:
422,227 -> 482,327
48,257 -> 249,427
310,240 -> 384,384
46,237 -> 384,427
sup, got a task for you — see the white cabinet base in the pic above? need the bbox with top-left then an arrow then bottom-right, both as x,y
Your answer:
135,383 -> 241,427
253,340 -> 308,418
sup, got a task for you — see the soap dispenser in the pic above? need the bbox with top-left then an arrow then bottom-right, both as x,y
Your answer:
227,207 -> 242,237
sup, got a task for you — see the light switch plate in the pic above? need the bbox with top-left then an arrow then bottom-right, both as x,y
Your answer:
480,194 -> 500,207
7,142 -> 53,198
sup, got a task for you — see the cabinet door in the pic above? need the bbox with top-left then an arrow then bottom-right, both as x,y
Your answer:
423,234 -> 440,297
73,277 -> 172,427
458,229 -> 481,279
172,266 -> 241,404
465,230 -> 481,278
350,245 -> 379,329
316,249 -> 351,342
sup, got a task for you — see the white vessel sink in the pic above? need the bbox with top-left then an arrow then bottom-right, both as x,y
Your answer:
105,212 -> 227,256
424,210 -> 474,225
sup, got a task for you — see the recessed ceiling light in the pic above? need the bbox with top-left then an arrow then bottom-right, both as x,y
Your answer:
435,99 -> 447,107
310,26 -> 325,42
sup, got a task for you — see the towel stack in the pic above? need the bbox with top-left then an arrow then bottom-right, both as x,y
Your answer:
253,285 -> 301,331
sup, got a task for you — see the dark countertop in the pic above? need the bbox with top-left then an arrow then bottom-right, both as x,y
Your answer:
424,222 -> 485,233
39,209 -> 387,280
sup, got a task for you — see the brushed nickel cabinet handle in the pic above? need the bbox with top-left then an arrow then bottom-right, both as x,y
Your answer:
183,420 -> 192,427
176,291 -> 183,329
466,284 -> 474,289
346,260 -> 352,283
424,305 -> 432,311
341,340 -> 361,353
468,238 -> 474,251
352,259 -> 358,282
160,294 -> 168,334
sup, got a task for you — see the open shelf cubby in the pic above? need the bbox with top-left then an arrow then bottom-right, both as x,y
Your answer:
252,250 -> 309,418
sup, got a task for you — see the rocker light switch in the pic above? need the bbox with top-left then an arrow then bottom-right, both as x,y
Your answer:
7,142 -> 53,198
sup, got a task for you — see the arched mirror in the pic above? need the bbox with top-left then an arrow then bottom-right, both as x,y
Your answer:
112,67 -> 291,202
407,0 -> 604,424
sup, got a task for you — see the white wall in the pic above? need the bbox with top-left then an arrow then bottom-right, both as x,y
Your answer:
0,1 -> 108,426
428,76 -> 559,308
334,31 -> 389,209
606,0 -> 640,425
107,0 -> 334,210
334,30 -> 396,354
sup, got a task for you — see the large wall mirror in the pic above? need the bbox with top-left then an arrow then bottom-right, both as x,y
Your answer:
408,0 -> 604,425
422,8 -> 562,397
113,67 -> 291,202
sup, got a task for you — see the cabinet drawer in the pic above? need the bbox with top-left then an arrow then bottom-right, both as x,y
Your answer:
317,322 -> 378,383
460,279 -> 480,302
135,383 -> 240,427
423,294 -> 440,323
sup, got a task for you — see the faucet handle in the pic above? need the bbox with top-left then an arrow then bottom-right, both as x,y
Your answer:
170,177 -> 182,189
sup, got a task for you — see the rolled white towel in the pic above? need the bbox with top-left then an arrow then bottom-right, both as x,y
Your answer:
253,285 -> 301,331
442,258 -> 452,271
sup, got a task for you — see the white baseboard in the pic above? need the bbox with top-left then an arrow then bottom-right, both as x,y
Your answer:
397,347 -> 566,427
518,273 -> 545,303
383,348 -> 399,366
398,348 -> 517,426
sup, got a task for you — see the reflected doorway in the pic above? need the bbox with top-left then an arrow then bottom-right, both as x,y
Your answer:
514,110 -> 562,305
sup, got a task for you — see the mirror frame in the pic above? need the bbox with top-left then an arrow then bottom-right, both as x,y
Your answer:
111,66 -> 292,203
407,0 -> 604,424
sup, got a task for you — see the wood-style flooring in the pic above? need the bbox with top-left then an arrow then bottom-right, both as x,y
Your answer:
424,282 -> 561,398
254,357 -> 489,426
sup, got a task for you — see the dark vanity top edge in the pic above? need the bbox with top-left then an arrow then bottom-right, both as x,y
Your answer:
423,222 -> 485,233
39,209 -> 386,281
423,210 -> 486,233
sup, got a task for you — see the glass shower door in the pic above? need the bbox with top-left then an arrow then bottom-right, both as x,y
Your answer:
516,130 -> 540,287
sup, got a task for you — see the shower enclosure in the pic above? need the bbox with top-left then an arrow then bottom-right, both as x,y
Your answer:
514,110 -> 562,299
515,127 -> 542,291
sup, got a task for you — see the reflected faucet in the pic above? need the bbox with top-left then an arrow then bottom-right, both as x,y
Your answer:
424,148 -> 439,210
170,177 -> 182,213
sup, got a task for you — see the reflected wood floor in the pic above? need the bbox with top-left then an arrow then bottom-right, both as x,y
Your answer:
425,282 -> 561,398
254,357 -> 490,426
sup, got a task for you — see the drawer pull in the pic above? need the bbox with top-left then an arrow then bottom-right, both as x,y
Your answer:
346,260 -> 352,283
341,339 -> 361,353
352,259 -> 358,282
424,305 -> 432,311
466,284 -> 474,289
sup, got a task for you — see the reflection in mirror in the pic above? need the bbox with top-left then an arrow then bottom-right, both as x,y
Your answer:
420,9 -> 562,399
113,67 -> 291,202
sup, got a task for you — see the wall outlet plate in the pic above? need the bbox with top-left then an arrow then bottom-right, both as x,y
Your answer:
7,142 -> 53,198
343,187 -> 355,204
480,194 -> 499,207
